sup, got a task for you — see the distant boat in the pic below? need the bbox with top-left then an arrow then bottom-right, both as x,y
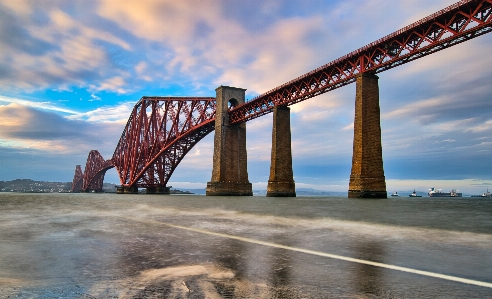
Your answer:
428,187 -> 462,197
409,189 -> 422,197
471,189 -> 491,197
391,191 -> 400,197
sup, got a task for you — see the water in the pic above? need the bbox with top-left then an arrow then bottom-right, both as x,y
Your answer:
0,192 -> 491,298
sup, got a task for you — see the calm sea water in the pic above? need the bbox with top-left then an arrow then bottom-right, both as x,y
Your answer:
1,192 -> 491,298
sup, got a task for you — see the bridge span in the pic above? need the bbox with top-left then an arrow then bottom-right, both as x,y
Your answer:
72,0 -> 492,198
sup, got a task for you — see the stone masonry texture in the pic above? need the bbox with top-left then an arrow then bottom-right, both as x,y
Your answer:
206,86 -> 252,196
348,73 -> 387,198
267,106 -> 296,197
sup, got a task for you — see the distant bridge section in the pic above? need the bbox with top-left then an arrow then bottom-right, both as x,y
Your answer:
81,150 -> 114,192
71,165 -> 83,192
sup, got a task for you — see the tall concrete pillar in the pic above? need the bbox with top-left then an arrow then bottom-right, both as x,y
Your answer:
348,73 -> 387,198
206,86 -> 253,196
267,106 -> 296,197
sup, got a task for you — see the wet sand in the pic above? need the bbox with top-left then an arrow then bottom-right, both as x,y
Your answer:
1,192 -> 491,298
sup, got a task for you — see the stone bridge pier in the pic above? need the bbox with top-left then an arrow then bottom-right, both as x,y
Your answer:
206,86 -> 253,196
267,106 -> 296,197
348,73 -> 387,198
116,186 -> 139,194
206,76 -> 386,199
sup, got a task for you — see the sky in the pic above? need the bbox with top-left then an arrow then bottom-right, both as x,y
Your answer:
0,0 -> 491,195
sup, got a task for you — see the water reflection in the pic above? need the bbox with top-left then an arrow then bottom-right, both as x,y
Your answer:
268,237 -> 292,298
213,238 -> 246,280
210,232 -> 299,297
353,239 -> 385,296
211,238 -> 245,296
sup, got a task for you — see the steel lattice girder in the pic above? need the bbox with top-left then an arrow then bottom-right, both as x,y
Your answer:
112,97 -> 216,188
82,150 -> 114,191
71,165 -> 84,192
77,0 -> 492,189
229,0 -> 492,124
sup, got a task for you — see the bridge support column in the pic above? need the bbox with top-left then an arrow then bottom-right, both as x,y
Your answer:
348,73 -> 387,198
206,86 -> 253,196
267,106 -> 296,197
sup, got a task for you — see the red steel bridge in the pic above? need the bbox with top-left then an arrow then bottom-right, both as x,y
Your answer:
72,0 -> 492,192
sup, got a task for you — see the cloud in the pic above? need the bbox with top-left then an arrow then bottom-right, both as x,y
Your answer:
0,95 -> 78,115
0,103 -> 122,156
66,102 -> 134,123
96,0 -> 336,96
0,0 -> 32,15
98,1 -> 206,42
167,134 -> 215,184
466,120 -> 492,133
0,2 -> 132,93
89,94 -> 101,101
135,61 -> 152,82
89,76 -> 131,94
383,95 -> 488,127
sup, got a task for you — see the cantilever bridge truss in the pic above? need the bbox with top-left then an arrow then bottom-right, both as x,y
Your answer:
71,97 -> 216,192
112,97 -> 216,188
72,0 -> 492,192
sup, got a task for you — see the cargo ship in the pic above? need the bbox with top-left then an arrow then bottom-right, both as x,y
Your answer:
428,187 -> 462,197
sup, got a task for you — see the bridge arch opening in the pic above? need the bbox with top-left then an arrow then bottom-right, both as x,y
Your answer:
228,98 -> 239,109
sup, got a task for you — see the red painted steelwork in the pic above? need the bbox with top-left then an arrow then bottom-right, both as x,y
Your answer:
229,0 -> 492,124
112,97 -> 216,187
76,0 -> 491,190
82,150 -> 115,192
71,165 -> 84,192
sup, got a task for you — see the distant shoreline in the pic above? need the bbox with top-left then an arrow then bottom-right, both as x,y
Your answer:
1,179 -> 490,197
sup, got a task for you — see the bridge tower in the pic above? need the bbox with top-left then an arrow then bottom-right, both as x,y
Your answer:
267,106 -> 296,197
206,86 -> 253,196
348,73 -> 387,198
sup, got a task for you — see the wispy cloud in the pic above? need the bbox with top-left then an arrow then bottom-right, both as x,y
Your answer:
66,102 -> 134,123
0,103 -> 122,155
0,2 -> 131,93
89,94 -> 101,102
0,95 -> 78,115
